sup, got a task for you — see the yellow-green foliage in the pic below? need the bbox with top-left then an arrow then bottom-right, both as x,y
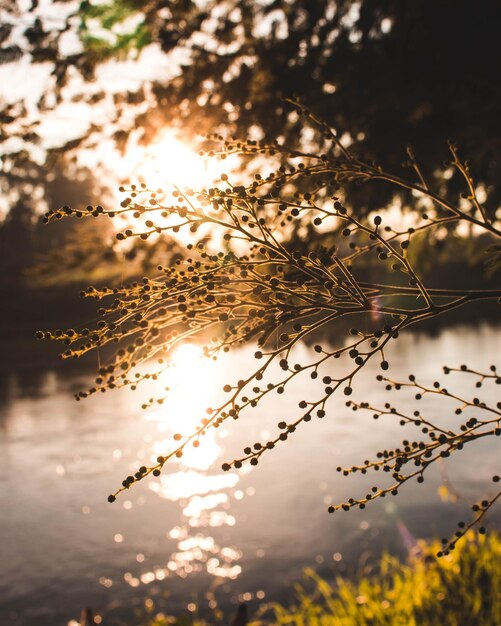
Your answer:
140,532 -> 500,626
262,532 -> 500,626
78,0 -> 150,60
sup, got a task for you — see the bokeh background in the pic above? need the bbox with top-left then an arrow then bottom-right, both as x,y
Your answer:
0,2 -> 500,624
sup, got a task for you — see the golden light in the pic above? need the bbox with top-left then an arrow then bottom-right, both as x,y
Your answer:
143,342 -> 244,581
136,131 -> 210,189
148,342 -> 238,503
148,343 -> 223,469
158,343 -> 216,432
115,129 -> 237,191
83,127 -> 229,192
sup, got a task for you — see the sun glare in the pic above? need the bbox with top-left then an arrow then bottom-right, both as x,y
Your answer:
82,127 -> 236,194
148,343 -> 222,469
116,129 -> 237,191
143,343 -> 244,580
138,131 -> 209,189
153,343 -> 215,432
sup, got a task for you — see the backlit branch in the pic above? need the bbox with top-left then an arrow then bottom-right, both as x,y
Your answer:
38,116 -> 500,553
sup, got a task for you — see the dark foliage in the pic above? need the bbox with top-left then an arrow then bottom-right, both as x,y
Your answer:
2,0 -> 501,213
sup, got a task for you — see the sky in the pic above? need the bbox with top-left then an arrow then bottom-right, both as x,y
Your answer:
0,1 -> 186,157
0,1 -> 206,217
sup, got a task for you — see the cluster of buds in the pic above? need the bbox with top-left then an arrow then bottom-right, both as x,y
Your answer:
39,108 -> 500,550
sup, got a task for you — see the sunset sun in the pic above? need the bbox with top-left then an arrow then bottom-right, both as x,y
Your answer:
137,132 -> 208,189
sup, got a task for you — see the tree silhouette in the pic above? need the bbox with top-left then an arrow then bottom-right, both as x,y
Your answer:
2,0 -> 501,213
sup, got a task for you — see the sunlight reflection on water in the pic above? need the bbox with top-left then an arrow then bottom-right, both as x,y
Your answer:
141,343 -> 244,581
1,325 -> 500,625
110,325 -> 501,592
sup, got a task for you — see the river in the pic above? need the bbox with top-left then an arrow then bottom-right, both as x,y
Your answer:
0,323 -> 500,625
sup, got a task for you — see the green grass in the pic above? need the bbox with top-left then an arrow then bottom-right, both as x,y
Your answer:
140,532 -> 500,626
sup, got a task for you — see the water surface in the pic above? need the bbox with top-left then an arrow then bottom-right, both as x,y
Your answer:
1,324 -> 500,625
